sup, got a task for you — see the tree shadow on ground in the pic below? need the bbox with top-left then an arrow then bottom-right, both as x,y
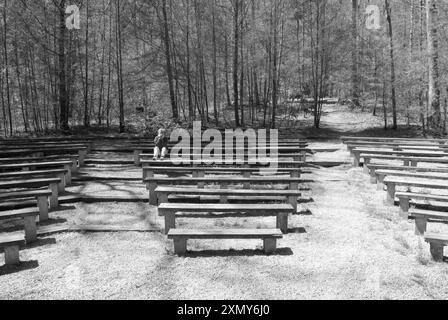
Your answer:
0,260 -> 39,276
184,247 -> 293,258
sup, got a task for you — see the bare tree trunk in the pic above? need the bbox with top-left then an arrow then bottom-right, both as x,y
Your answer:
233,0 -> 240,127
426,0 -> 441,132
385,0 -> 397,130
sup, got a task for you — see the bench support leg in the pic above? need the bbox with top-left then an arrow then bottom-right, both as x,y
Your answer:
134,150 -> 141,166
399,198 -> 410,219
277,213 -> 288,234
219,195 -> 228,204
288,196 -> 298,214
64,165 -> 72,184
37,196 -> 49,221
24,216 -> 37,243
415,217 -> 427,236
70,158 -> 78,173
164,212 -> 175,235
149,182 -> 158,205
243,172 -> 251,189
369,169 -> 377,184
353,155 -> 360,167
363,159 -> 370,174
57,173 -> 66,192
386,183 -> 395,205
173,238 -> 187,255
429,243 -> 444,262
49,183 -> 59,209
4,245 -> 20,265
263,238 -> 277,254
78,150 -> 86,166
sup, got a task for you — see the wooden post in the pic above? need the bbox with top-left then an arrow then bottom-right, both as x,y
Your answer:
243,171 -> 251,189
263,238 -> 277,254
24,216 -> 37,243
78,149 -> 86,166
363,158 -> 371,174
134,150 -> 141,166
49,183 -> 59,209
399,197 -> 410,219
70,157 -> 78,173
429,242 -> 444,262
4,245 -> 20,265
414,217 -> 427,235
148,182 -> 158,205
377,175 -> 385,191
411,161 -> 418,167
164,211 -> 176,234
386,182 -> 396,205
288,196 -> 298,213
277,212 -> 288,234
64,165 -> 72,184
173,238 -> 187,255
404,160 -> 410,166
57,173 -> 66,192
369,168 -> 377,184
37,196 -> 49,221
353,153 -> 360,167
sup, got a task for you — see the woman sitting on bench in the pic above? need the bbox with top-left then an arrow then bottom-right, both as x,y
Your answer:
153,128 -> 169,160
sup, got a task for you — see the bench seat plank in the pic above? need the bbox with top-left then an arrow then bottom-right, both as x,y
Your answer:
168,228 -> 283,255
168,228 -> 283,239
159,203 -> 293,234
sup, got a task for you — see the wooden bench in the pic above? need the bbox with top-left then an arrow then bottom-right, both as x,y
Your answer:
367,164 -> 448,183
383,176 -> 448,205
0,178 -> 60,208
424,233 -> 448,262
0,169 -> 68,192
0,189 -> 52,221
342,136 -> 447,144
167,229 -> 283,255
137,151 -> 308,165
396,192 -> 448,218
155,186 -> 302,212
140,159 -> 306,169
0,154 -> 79,165
360,154 -> 448,174
408,208 -> 448,236
0,234 -> 26,266
0,161 -> 74,183
142,166 -> 302,180
0,208 -> 40,242
158,203 -> 294,234
353,149 -> 446,168
0,146 -> 87,166
145,176 -> 304,205
375,170 -> 448,190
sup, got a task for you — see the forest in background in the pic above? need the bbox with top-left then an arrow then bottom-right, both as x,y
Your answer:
0,0 -> 447,137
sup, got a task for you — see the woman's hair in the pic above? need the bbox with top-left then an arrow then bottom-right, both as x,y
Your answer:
158,128 -> 166,135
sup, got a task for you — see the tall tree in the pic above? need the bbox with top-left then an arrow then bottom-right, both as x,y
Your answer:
426,0 -> 441,132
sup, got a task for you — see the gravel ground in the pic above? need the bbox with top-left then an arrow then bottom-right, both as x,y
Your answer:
1,106 -> 448,300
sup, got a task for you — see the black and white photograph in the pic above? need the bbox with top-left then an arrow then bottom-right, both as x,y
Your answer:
0,0 -> 447,303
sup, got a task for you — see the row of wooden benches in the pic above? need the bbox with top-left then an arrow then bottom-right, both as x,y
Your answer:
143,143 -> 307,255
0,155 -> 82,265
344,136 -> 448,261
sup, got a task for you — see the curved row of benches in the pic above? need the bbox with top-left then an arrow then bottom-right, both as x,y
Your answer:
344,136 -> 448,262
0,142 -> 89,266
